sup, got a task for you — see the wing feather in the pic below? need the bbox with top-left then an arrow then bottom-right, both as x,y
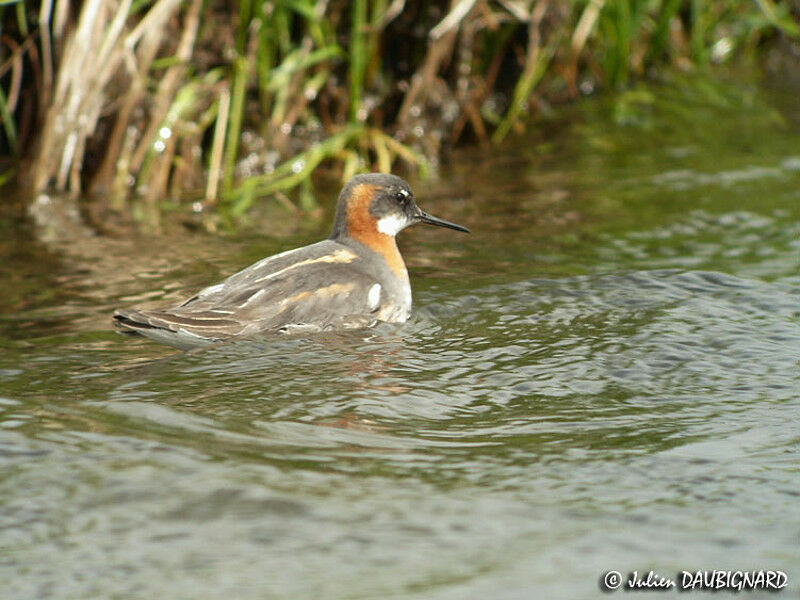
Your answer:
114,239 -> 381,346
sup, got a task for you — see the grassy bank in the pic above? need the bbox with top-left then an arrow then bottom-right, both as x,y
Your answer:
0,0 -> 797,229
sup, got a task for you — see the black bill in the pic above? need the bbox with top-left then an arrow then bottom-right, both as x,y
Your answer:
415,209 -> 470,233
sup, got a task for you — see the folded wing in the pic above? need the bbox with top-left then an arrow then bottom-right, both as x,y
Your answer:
113,240 -> 383,348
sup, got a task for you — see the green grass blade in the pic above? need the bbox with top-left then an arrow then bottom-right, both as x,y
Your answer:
222,56 -> 250,193
15,0 -> 28,35
492,40 -> 557,144
225,125 -> 364,211
0,84 -> 18,156
754,0 -> 800,37
349,0 -> 367,122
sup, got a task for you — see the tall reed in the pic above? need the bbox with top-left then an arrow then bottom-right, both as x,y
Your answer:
0,0 -> 792,229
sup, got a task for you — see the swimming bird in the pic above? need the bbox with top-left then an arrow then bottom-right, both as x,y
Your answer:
113,173 -> 470,349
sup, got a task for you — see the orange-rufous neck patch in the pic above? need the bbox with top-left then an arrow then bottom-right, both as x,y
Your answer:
346,183 -> 409,280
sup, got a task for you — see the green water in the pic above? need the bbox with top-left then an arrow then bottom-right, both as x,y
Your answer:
1,79 -> 799,599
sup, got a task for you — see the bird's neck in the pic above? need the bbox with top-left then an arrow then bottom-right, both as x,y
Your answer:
350,229 -> 408,281
337,182 -> 409,281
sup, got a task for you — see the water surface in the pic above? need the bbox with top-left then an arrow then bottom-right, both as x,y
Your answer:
1,79 -> 798,599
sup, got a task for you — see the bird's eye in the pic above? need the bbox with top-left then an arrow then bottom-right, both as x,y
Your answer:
396,191 -> 409,204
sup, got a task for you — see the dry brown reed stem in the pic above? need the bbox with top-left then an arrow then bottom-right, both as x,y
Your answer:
130,0 -> 202,175
1,36 -> 23,112
450,11 -> 508,145
53,0 -> 109,193
37,6 -> 53,114
451,10 -> 491,146
270,36 -> 315,155
2,34 -> 41,150
206,84 -> 230,204
52,0 -> 70,51
377,0 -> 406,28
397,0 -> 470,129
564,0 -> 603,95
32,0 -> 182,196
0,36 -> 34,80
429,0 -> 478,39
529,1 -> 549,68
571,0 -> 604,60
144,133 -> 176,230
108,122 -> 138,210
89,23 -> 162,200
134,0 -> 202,225
497,0 -> 532,21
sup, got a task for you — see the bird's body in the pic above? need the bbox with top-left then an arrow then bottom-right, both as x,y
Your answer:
114,174 -> 469,349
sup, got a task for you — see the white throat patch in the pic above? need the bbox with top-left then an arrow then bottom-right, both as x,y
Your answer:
376,214 -> 408,236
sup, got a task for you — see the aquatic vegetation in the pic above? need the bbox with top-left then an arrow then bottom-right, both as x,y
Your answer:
0,0 -> 793,228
